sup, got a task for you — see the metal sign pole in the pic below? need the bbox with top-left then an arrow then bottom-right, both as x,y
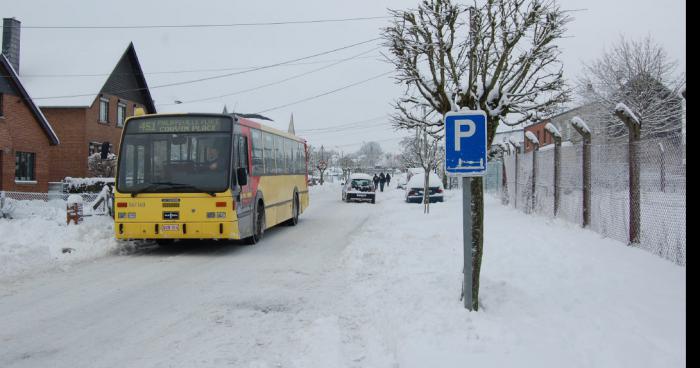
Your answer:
463,176 -> 473,310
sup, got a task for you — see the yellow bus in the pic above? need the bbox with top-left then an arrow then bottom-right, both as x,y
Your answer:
113,113 -> 309,244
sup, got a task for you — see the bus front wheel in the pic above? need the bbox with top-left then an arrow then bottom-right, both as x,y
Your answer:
286,194 -> 299,226
246,201 -> 265,245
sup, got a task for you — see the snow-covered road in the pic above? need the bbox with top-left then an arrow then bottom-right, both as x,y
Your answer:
0,184 -> 685,368
0,185 -> 376,367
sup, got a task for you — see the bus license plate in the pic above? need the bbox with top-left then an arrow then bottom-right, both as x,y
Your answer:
356,194 -> 366,197
163,224 -> 179,231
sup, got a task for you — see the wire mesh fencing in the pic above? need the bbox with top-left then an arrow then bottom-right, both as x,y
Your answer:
501,132 -> 685,266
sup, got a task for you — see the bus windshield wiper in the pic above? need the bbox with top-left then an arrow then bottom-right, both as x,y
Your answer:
166,183 -> 217,197
130,182 -> 216,197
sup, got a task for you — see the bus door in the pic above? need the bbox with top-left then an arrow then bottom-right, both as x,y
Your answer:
233,134 -> 254,234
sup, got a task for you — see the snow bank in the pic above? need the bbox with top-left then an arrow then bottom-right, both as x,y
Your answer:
0,200 -> 127,281
333,188 -> 684,367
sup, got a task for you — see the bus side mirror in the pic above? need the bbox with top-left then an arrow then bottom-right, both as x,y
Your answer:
237,168 -> 248,186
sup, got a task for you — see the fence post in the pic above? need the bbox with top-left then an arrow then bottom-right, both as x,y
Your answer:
524,133 -> 539,214
614,105 -> 641,244
658,142 -> 666,193
508,138 -> 521,209
545,123 -> 562,217
570,117 -> 592,228
501,146 -> 509,205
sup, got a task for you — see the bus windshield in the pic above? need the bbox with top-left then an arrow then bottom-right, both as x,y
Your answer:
117,131 -> 232,194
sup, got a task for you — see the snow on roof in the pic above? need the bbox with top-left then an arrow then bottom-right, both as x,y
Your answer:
349,173 -> 373,180
16,36 -> 135,107
525,131 -> 539,145
614,103 -> 640,126
571,116 -> 591,135
0,53 -> 59,145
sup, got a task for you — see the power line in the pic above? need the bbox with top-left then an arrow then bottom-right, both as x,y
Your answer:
31,37 -> 381,100
12,16 -> 391,30
302,123 -> 393,136
312,136 -> 404,148
256,71 -> 393,114
3,55 -> 381,79
157,47 -> 381,106
297,115 -> 388,133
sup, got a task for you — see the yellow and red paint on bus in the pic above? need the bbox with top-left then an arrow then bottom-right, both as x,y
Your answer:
113,113 -> 309,244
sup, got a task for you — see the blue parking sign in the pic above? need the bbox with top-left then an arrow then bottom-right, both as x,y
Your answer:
444,110 -> 487,177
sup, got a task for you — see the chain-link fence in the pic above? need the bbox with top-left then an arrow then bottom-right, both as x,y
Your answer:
500,132 -> 685,266
1,190 -> 112,219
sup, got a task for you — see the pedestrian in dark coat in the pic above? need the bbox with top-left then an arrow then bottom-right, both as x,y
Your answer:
386,173 -> 391,188
373,174 -> 380,191
379,172 -> 386,192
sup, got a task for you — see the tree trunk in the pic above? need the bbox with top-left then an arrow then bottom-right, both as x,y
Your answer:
423,170 -> 430,213
553,143 -> 560,217
470,177 -> 484,311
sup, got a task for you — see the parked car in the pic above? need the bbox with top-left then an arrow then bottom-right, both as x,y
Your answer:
342,173 -> 376,204
405,172 -> 444,203
396,173 -> 408,189
406,167 -> 425,183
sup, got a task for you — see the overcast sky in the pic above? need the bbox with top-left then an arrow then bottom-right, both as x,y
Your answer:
3,0 -> 685,153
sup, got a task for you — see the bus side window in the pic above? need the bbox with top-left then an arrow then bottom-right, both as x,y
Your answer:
239,136 -> 249,175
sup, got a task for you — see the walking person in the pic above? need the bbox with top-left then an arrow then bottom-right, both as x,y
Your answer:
373,174 -> 380,192
379,172 -> 386,192
386,173 -> 391,188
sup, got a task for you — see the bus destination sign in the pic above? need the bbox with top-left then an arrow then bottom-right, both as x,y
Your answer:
127,116 -> 232,134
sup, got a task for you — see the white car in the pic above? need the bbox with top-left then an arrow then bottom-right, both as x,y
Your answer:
396,173 -> 408,189
405,172 -> 444,203
342,173 -> 376,204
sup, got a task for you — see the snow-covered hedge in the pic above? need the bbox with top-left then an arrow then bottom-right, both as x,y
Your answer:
64,177 -> 115,193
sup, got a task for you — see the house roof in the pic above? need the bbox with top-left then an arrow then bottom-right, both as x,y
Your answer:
17,39 -> 155,112
0,53 -> 59,145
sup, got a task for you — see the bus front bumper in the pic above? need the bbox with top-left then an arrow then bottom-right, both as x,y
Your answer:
115,221 -> 240,240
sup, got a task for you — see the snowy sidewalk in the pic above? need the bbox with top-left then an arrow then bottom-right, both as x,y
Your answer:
321,185 -> 685,367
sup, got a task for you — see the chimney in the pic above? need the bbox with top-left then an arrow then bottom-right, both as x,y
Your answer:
2,18 -> 21,73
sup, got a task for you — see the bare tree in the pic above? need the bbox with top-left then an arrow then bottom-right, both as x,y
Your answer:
578,36 -> 685,141
357,141 -> 384,168
384,0 -> 571,311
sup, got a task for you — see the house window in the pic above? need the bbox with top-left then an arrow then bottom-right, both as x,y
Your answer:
117,102 -> 126,127
99,97 -> 109,123
89,142 -> 113,156
0,93 -> 4,117
15,152 -> 36,181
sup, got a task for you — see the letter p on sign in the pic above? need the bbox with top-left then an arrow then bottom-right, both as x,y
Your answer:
454,119 -> 476,151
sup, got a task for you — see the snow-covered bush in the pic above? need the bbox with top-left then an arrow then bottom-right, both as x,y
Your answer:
87,152 -> 117,178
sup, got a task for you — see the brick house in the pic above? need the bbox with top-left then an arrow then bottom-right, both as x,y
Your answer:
2,18 -> 156,183
0,53 -> 60,192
